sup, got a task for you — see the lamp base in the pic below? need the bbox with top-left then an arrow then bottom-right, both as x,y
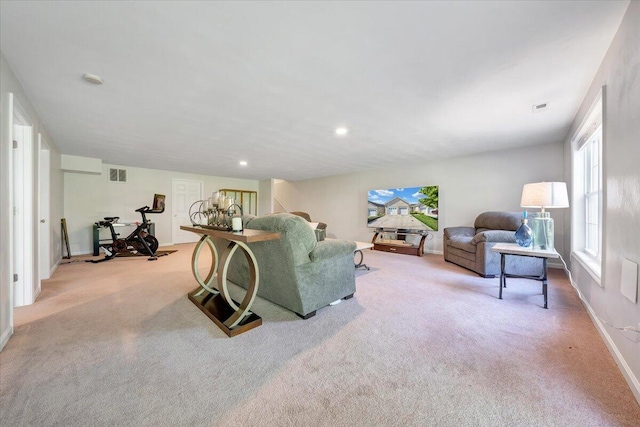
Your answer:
530,212 -> 554,250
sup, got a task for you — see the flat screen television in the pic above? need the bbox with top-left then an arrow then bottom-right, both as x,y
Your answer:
367,186 -> 438,231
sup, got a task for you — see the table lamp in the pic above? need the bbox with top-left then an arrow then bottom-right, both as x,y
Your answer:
520,182 -> 569,250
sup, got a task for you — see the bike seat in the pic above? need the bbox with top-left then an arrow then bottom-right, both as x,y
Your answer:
103,216 -> 119,222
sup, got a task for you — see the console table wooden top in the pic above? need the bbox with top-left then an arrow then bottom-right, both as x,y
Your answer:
180,225 -> 281,243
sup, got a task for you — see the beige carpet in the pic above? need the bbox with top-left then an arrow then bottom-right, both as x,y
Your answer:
1,243 -> 639,426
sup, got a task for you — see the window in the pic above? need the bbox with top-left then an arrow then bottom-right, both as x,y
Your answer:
571,91 -> 603,281
583,125 -> 602,259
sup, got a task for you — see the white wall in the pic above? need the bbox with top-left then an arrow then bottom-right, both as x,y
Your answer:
1,51 -> 64,350
563,2 -> 640,402
64,163 -> 258,255
258,179 -> 274,216
275,142 -> 566,259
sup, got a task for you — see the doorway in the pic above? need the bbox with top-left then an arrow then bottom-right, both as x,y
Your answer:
172,179 -> 203,244
12,97 -> 36,307
38,134 -> 51,281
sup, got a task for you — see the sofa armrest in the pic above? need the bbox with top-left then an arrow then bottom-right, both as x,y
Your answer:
309,239 -> 357,262
444,226 -> 475,239
471,230 -> 516,245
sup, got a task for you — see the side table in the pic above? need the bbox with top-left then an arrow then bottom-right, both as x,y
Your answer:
354,241 -> 374,270
325,238 -> 374,270
491,243 -> 559,309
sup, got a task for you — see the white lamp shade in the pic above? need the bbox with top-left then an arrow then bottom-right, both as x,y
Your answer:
520,182 -> 569,209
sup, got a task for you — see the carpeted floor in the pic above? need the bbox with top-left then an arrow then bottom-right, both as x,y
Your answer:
1,243 -> 639,426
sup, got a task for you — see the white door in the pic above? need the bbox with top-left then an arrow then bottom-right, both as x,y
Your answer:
38,134 -> 51,281
12,103 -> 35,307
172,179 -> 203,244
399,207 -> 408,215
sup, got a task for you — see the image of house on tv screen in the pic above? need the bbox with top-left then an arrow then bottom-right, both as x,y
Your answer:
367,186 -> 438,231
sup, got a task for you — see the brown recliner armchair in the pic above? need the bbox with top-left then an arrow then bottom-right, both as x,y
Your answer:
290,212 -> 327,230
290,211 -> 327,241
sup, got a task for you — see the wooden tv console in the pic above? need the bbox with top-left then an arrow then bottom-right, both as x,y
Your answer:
371,230 -> 429,257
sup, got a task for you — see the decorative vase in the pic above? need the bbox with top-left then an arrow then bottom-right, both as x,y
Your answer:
515,218 -> 532,247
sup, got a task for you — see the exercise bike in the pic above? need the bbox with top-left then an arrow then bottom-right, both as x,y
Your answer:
90,194 -> 166,263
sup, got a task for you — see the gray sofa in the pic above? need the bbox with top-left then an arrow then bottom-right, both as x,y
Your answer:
214,213 -> 357,319
443,211 -> 543,278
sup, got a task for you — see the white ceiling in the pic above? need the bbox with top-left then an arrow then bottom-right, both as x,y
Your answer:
0,1 -> 629,181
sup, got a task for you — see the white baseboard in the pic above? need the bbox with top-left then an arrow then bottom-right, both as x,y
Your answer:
0,326 -> 13,352
428,249 -> 444,255
50,258 -> 60,277
569,277 -> 640,405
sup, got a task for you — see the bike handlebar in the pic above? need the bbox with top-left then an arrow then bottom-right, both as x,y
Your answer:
136,205 -> 164,214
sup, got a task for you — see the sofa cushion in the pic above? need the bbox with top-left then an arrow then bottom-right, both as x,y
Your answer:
247,213 -> 317,266
447,235 -> 475,253
242,214 -> 256,228
471,230 -> 516,245
474,211 -> 521,232
444,226 -> 475,239
446,246 -> 477,262
310,239 -> 356,261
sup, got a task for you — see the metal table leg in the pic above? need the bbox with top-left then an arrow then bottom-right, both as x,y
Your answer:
542,258 -> 548,309
354,249 -> 369,270
499,253 -> 505,299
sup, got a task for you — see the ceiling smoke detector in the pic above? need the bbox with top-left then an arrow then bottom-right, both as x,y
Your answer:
532,102 -> 549,113
83,74 -> 103,85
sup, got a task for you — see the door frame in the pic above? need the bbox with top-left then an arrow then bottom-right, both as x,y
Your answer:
171,178 -> 203,244
12,96 -> 36,307
37,133 -> 51,281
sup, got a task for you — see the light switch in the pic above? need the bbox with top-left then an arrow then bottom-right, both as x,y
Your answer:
620,258 -> 638,303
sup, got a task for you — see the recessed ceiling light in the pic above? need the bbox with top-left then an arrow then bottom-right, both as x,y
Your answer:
335,127 -> 348,136
82,74 -> 103,85
239,161 -> 248,166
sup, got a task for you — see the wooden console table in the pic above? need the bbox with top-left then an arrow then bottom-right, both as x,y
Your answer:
181,225 -> 281,336
371,230 -> 428,257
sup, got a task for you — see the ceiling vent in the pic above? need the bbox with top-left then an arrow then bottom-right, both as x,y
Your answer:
532,102 -> 549,113
109,168 -> 127,183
